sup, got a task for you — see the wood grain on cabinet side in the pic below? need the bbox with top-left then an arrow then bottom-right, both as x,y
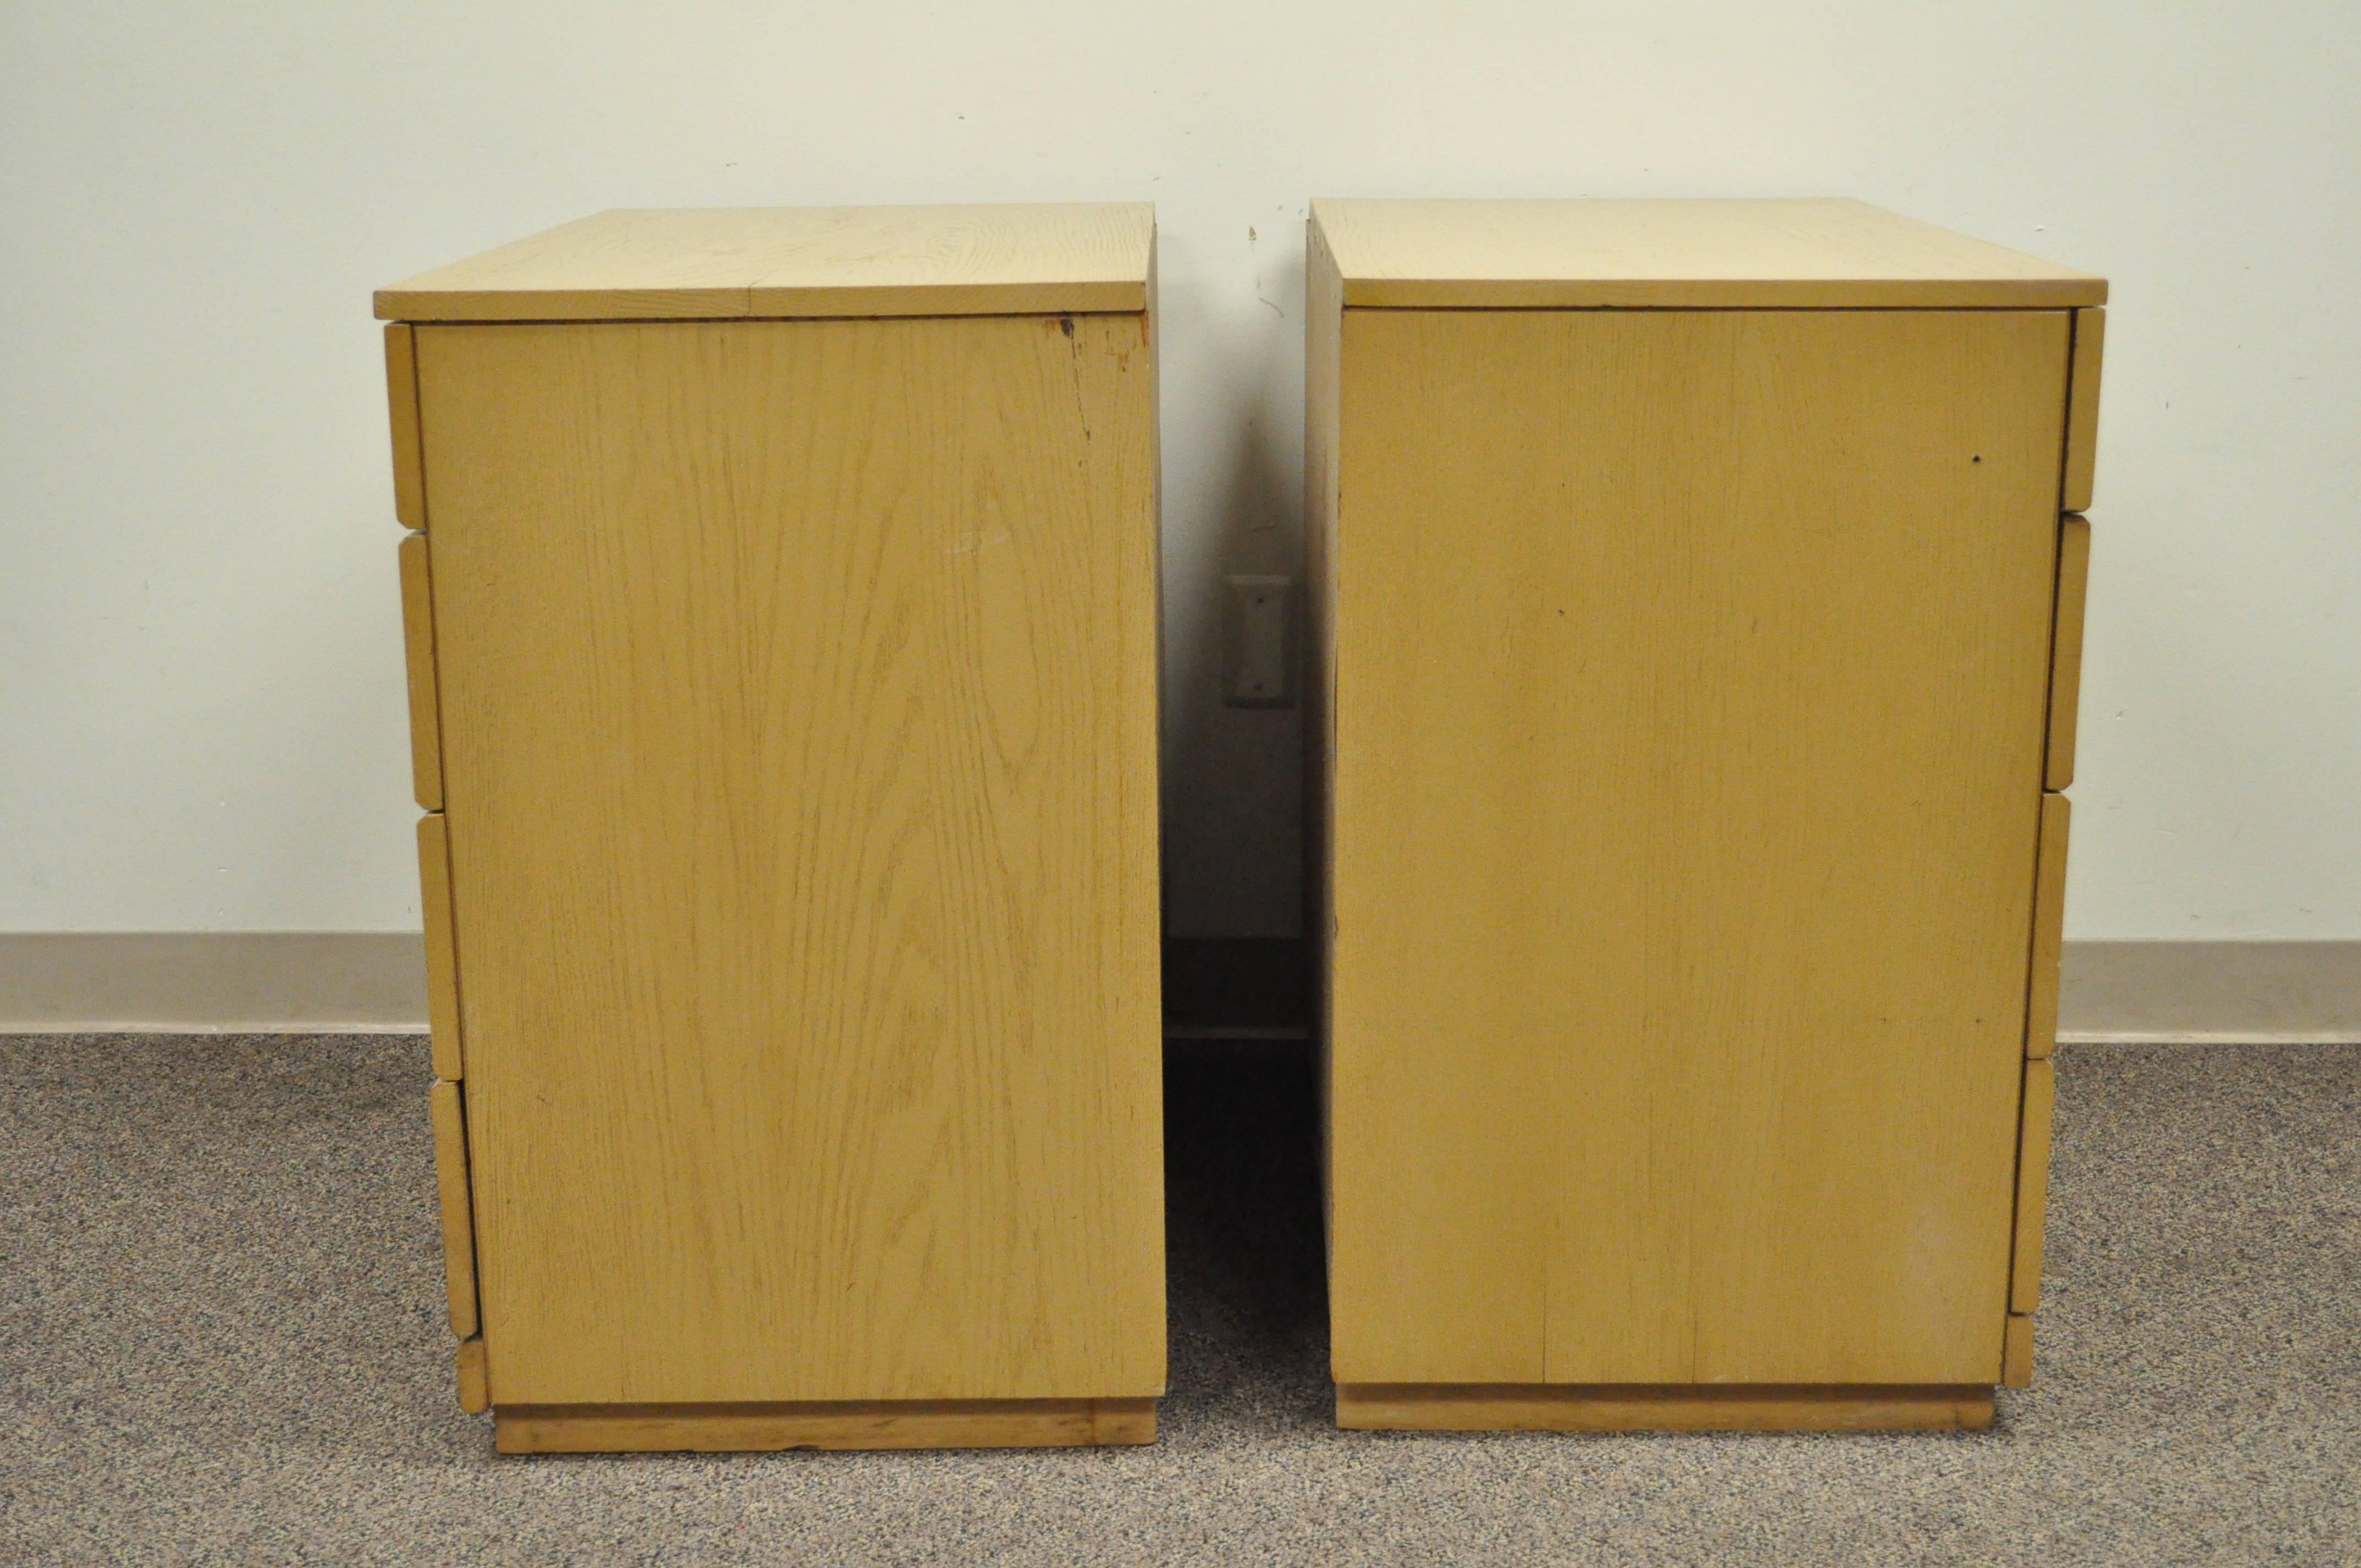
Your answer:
2026,792 -> 2072,1061
2046,516 -> 2092,792
1328,308 -> 2069,1387
493,1398 -> 1155,1453
415,813 -> 463,1081
429,1079 -> 480,1338
398,532 -> 443,811
417,314 -> 1164,1406
384,324 -> 426,529
2010,1054 -> 2058,1315
2064,308 -> 2105,513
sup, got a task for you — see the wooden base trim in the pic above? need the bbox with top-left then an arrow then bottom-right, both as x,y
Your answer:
1336,1382 -> 1994,1433
492,1397 -> 1157,1453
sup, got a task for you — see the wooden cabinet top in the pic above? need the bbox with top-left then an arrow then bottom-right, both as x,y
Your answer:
1312,198 -> 2105,310
375,203 -> 1155,323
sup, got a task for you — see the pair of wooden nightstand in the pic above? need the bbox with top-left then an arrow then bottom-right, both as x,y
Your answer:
379,199 -> 2098,1450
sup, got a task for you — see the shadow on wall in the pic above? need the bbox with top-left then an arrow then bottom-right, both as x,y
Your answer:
1160,235 -> 1309,941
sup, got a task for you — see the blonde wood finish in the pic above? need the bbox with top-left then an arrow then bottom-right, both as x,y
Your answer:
377,205 -> 1152,322
1313,199 -> 2107,310
493,1398 -> 1155,1454
415,312 -> 1163,1406
1322,306 -> 2070,1387
2046,516 -> 2093,791
1336,1384 -> 1995,1433
397,532 -> 443,811
2027,793 -> 2073,1061
414,813 -> 462,1081
2011,1055 -> 2058,1315
384,324 -> 425,529
2001,1314 -> 2036,1389
2064,309 -> 2106,512
428,1079 -> 480,1338
455,1336 -> 488,1414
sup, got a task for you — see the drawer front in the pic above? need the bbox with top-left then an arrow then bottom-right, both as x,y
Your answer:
2063,308 -> 2104,513
2045,517 -> 2092,791
454,1336 -> 488,1414
398,532 -> 443,810
2026,792 -> 2071,1061
416,813 -> 463,1081
384,324 -> 426,530
430,1079 -> 481,1338
2001,1312 -> 2036,1388
2011,1054 -> 2058,1314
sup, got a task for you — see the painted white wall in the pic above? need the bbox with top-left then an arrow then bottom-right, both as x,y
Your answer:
2,1 -> 2355,939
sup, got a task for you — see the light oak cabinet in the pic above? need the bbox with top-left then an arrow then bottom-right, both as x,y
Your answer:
1305,200 -> 2101,1433
378,205 -> 1166,1453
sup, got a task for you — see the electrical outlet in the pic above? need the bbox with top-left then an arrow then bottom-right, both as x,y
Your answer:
1223,574 -> 1295,708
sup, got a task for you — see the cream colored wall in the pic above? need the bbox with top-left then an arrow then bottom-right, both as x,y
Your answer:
2,1 -> 2354,939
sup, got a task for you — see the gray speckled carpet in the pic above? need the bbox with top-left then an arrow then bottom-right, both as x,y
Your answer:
2,1037 -> 2355,1566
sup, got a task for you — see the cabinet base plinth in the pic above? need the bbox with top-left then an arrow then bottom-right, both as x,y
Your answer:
1336,1383 -> 1994,1434
493,1397 -> 1156,1453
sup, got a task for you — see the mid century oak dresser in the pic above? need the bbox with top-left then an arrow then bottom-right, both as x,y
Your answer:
1305,199 -> 2101,1432
378,205 -> 1166,1452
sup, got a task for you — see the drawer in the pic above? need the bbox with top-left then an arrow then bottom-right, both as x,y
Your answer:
455,1336 -> 488,1414
430,1079 -> 480,1338
2064,308 -> 2103,512
384,324 -> 426,530
416,813 -> 464,1081
398,532 -> 443,811
2046,516 -> 2091,791
2010,1054 -> 2057,1314
2001,1313 -> 2036,1388
2026,793 -> 2070,1060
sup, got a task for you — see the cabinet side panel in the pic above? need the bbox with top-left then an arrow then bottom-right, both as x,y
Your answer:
1331,309 -> 2068,1386
1327,306 -> 1551,1384
418,315 -> 1163,1404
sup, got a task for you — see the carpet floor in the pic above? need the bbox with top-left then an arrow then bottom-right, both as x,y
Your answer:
1,1036 -> 2354,1566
